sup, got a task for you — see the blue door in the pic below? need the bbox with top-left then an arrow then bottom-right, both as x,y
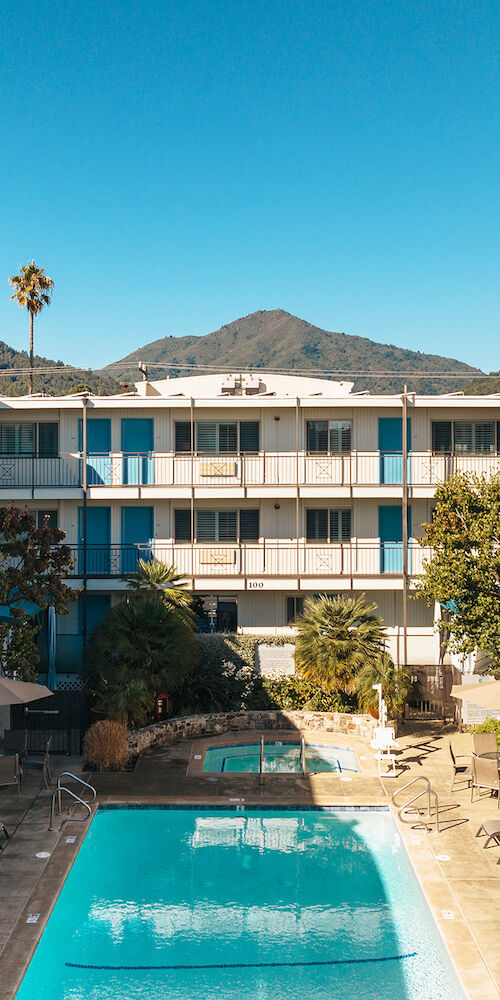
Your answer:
79,418 -> 112,485
121,419 -> 154,485
121,506 -> 154,574
378,418 -> 411,484
78,593 -> 111,634
78,506 -> 111,575
379,505 -> 412,573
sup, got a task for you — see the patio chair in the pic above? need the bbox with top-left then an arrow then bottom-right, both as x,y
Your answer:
371,726 -> 400,776
472,733 -> 498,756
449,742 -> 472,791
23,737 -> 53,789
476,819 -> 500,859
3,729 -> 28,764
0,755 -> 22,798
471,756 -> 500,807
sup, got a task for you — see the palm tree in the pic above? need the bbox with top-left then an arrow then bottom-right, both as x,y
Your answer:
95,669 -> 154,727
127,558 -> 192,609
357,653 -> 411,720
9,262 -> 54,394
294,594 -> 386,695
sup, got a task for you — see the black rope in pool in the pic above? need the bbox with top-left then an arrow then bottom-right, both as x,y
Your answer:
66,951 -> 417,971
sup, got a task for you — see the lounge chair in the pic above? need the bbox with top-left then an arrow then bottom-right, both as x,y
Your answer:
23,737 -> 53,789
476,819 -> 500,859
473,733 -> 498,756
471,756 -> 500,807
3,729 -> 28,764
449,743 -> 472,791
0,755 -> 22,798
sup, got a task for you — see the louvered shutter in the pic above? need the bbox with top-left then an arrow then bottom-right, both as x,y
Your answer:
196,423 -> 217,452
175,422 -> 192,452
218,510 -> 237,542
431,422 -> 452,453
475,423 -> 495,453
174,509 -> 192,542
240,509 -> 259,541
239,421 -> 259,452
218,424 -> 237,452
306,509 -> 328,541
19,423 -> 36,455
329,422 -> 352,454
341,509 -> 351,541
38,423 -> 58,457
307,421 -> 328,453
196,510 -> 216,541
454,423 -> 473,453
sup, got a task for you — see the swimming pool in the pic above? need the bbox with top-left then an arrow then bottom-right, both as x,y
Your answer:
15,807 -> 467,1000
203,741 -> 360,773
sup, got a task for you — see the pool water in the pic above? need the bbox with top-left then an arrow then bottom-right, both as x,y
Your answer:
15,807 -> 467,1000
203,741 -> 360,773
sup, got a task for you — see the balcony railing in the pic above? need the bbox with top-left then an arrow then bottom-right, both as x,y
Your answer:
66,542 -> 432,578
3,450 -> 500,490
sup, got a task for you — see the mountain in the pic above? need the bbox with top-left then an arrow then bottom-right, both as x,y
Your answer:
106,309 -> 481,394
0,342 -> 121,396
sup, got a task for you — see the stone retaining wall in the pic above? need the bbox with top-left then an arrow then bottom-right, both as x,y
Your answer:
128,710 -> 378,754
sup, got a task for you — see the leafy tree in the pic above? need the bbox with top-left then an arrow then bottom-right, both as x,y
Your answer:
356,653 -> 411,719
0,507 -> 75,681
294,594 -> 386,694
9,262 -> 54,394
126,558 -> 193,613
415,471 -> 500,661
93,669 -> 153,727
85,593 -> 196,707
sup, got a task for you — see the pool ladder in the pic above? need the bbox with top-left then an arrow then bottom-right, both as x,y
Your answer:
392,776 -> 440,834
49,773 -> 97,831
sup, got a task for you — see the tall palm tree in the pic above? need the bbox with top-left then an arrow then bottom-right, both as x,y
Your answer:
9,262 -> 54,394
127,558 -> 193,610
294,594 -> 386,695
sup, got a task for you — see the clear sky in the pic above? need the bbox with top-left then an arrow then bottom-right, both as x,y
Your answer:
0,0 -> 499,371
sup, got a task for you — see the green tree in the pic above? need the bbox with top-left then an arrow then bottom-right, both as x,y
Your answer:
415,471 -> 500,661
356,653 -> 411,719
94,669 -> 154,727
126,558 -> 193,612
85,593 -> 196,707
0,507 -> 75,681
9,262 -> 54,394
294,594 -> 386,694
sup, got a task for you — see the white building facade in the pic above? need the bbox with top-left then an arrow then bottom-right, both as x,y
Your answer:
1,371 -> 499,686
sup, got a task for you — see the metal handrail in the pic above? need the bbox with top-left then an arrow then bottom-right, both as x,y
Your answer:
259,735 -> 264,784
300,737 -> 306,776
49,773 -> 96,831
392,776 -> 439,833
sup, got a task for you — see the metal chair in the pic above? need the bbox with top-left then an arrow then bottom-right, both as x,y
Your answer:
0,755 -> 22,798
449,742 -> 472,791
473,733 -> 498,756
471,756 -> 500,807
476,819 -> 500,860
23,737 -> 53,789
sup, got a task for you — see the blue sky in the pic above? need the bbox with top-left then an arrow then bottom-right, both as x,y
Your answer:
0,0 -> 499,371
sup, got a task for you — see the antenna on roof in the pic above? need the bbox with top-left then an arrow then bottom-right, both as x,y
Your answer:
138,361 -> 148,382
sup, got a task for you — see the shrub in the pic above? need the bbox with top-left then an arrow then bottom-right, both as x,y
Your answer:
356,653 -> 411,719
83,721 -> 130,771
471,718 -> 500,749
261,674 -> 354,712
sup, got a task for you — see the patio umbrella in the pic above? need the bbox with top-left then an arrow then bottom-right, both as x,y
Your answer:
451,679 -> 500,710
47,606 -> 57,691
0,677 -> 54,707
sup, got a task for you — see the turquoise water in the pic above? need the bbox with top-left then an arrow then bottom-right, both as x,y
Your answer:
203,741 -> 360,773
15,808 -> 467,1000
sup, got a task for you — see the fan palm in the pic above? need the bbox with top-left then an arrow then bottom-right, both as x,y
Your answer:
357,653 -> 411,720
127,558 -> 192,609
9,262 -> 54,394
295,594 -> 386,694
95,669 -> 154,727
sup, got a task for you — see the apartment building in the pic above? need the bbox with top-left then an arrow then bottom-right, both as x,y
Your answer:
1,370 -> 499,687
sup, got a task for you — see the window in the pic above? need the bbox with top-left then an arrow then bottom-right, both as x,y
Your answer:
306,420 -> 351,453
306,508 -> 352,542
286,596 -> 304,623
239,421 -> 260,452
195,421 -> 260,454
194,595 -> 238,632
454,421 -> 495,453
174,509 -> 259,542
37,510 -> 58,531
432,421 -> 452,453
0,422 -> 58,457
175,422 -> 192,453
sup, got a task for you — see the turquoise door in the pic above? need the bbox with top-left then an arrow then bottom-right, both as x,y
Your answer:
379,505 -> 412,573
79,418 -> 112,485
378,418 -> 411,484
121,506 -> 153,574
78,506 -> 111,575
121,419 -> 154,485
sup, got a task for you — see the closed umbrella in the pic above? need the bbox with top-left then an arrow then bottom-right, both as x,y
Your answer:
0,677 -> 54,706
451,679 -> 500,710
47,606 -> 57,691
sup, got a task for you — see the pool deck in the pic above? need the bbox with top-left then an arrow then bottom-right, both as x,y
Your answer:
0,721 -> 499,999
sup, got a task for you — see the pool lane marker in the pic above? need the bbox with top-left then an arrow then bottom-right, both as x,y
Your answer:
66,952 -> 417,971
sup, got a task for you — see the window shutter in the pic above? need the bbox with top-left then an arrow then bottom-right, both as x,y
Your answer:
475,422 -> 495,453
240,509 -> 259,541
38,423 -> 59,457
239,421 -> 259,452
18,423 -> 36,455
196,423 -> 217,452
329,422 -> 351,454
218,510 -> 237,542
196,510 -> 216,542
0,425 -> 16,454
174,509 -> 192,542
306,509 -> 328,541
432,422 -> 452,453
341,422 -> 352,452
175,422 -> 192,452
218,424 -> 238,453
307,421 -> 328,453
454,422 -> 473,453
329,510 -> 340,541
341,509 -> 351,541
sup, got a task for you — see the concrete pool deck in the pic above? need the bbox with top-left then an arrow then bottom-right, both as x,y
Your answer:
0,721 -> 499,999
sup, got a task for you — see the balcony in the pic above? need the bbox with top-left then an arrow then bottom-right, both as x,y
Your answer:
66,542 -> 432,580
1,451 -> 499,491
